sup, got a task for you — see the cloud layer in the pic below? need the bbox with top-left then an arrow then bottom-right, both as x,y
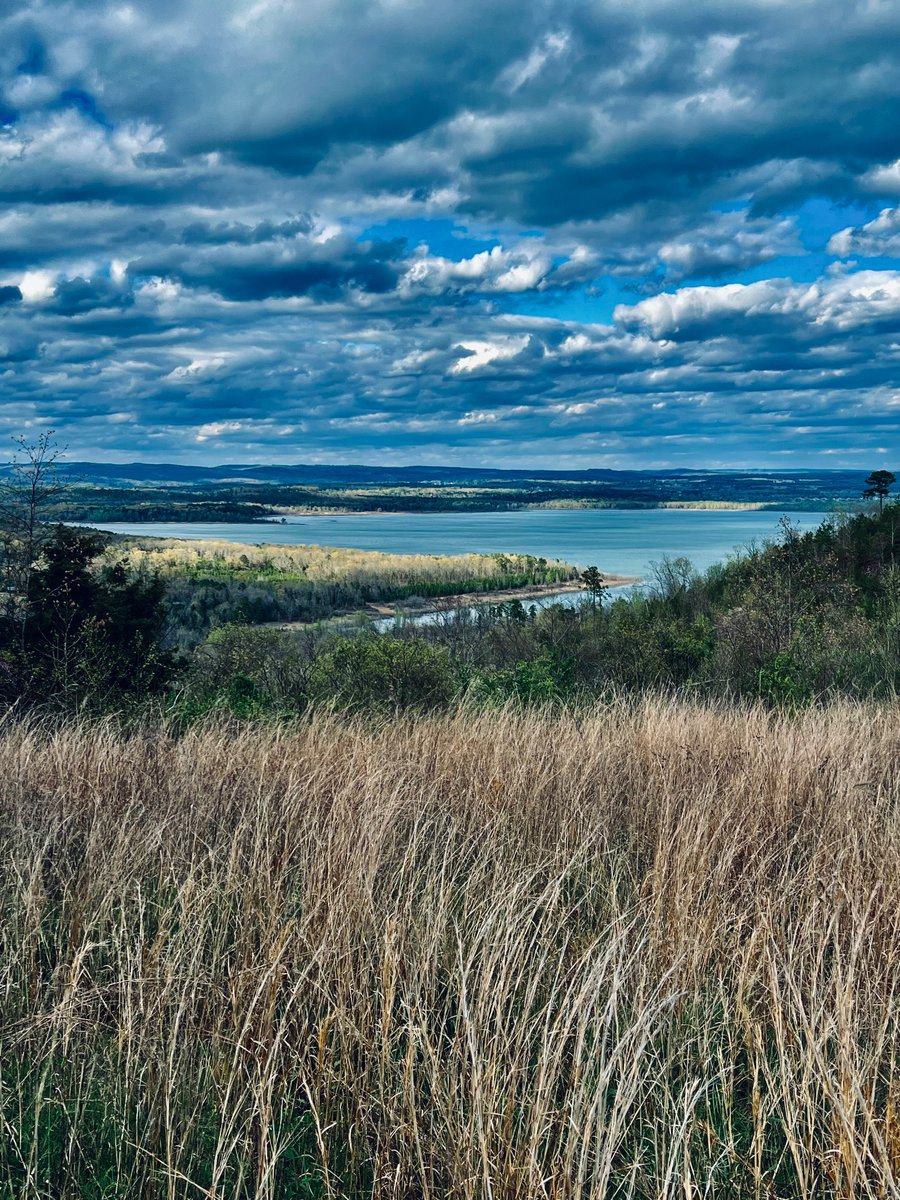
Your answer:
1,0 -> 900,466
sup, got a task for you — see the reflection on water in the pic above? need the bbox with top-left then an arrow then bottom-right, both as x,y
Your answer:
373,582 -> 642,632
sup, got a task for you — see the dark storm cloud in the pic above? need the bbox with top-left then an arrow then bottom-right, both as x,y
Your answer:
133,232 -> 405,301
178,217 -> 316,247
5,2 -> 900,226
50,275 -> 132,315
1,1 -> 900,465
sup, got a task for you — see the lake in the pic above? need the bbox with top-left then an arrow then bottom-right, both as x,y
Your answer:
90,508 -> 827,579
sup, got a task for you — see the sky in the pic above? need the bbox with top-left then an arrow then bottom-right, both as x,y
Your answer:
1,1 -> 900,469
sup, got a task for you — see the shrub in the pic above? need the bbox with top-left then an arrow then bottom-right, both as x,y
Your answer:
310,634 -> 456,711
186,622 -> 311,705
471,650 -> 576,705
756,650 -> 813,707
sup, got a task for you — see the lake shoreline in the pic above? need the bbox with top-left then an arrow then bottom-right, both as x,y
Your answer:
271,575 -> 640,631
366,575 -> 638,618
271,499 -> 831,518
81,509 -> 826,586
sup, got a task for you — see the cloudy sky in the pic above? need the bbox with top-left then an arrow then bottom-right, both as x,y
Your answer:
2,1 -> 900,467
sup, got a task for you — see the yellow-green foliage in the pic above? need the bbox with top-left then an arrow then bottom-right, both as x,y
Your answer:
3,700 -> 900,1196
112,537 -> 575,587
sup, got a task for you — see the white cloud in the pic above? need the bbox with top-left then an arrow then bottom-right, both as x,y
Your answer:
458,404 -> 530,424
389,348 -> 442,373
195,419 -> 244,441
860,160 -> 900,195
167,355 -> 229,381
616,270 -> 900,339
558,333 -> 595,355
19,270 -> 57,302
829,206 -> 900,257
657,215 -> 798,280
450,335 -> 530,373
501,30 -> 569,91
457,409 -> 500,425
402,244 -> 551,295
615,281 -> 789,337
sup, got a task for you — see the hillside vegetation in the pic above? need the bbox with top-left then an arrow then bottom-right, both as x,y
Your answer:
5,504 -> 900,715
110,539 -> 577,646
166,505 -> 900,716
2,701 -> 900,1197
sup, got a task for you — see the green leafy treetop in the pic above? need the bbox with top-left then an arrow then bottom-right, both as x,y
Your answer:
863,470 -> 896,513
580,565 -> 608,610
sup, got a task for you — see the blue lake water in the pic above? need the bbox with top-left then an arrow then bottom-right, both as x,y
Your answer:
90,508 -> 826,579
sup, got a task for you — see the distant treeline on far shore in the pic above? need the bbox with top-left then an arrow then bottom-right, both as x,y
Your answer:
27,463 -> 874,523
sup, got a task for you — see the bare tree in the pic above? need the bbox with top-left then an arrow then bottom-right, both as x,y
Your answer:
0,431 -> 67,628
645,554 -> 702,620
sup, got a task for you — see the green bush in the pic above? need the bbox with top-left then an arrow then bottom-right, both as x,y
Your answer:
310,635 -> 457,711
756,651 -> 813,707
471,651 -> 576,706
187,622 -> 311,704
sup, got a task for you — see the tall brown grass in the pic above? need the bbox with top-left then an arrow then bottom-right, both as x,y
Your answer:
2,700 -> 900,1197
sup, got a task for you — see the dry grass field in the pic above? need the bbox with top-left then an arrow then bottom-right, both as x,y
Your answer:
2,700 -> 900,1197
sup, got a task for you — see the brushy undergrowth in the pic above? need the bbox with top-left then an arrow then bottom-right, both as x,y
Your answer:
2,700 -> 900,1197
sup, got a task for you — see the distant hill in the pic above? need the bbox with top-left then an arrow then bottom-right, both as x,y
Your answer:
6,460 -> 875,521
46,461 -> 870,495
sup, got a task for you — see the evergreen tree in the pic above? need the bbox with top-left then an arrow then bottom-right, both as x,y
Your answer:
0,525 -> 174,710
863,470 -> 896,513
580,565 -> 608,610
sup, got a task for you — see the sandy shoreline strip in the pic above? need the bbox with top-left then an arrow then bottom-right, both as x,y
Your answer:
272,499 -> 805,517
267,576 -> 639,631
273,577 -> 638,630
364,575 -> 638,619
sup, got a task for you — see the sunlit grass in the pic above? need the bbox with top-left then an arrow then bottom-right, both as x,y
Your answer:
113,538 -> 576,588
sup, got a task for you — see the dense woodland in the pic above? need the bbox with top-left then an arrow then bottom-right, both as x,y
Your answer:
114,539 -> 576,648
